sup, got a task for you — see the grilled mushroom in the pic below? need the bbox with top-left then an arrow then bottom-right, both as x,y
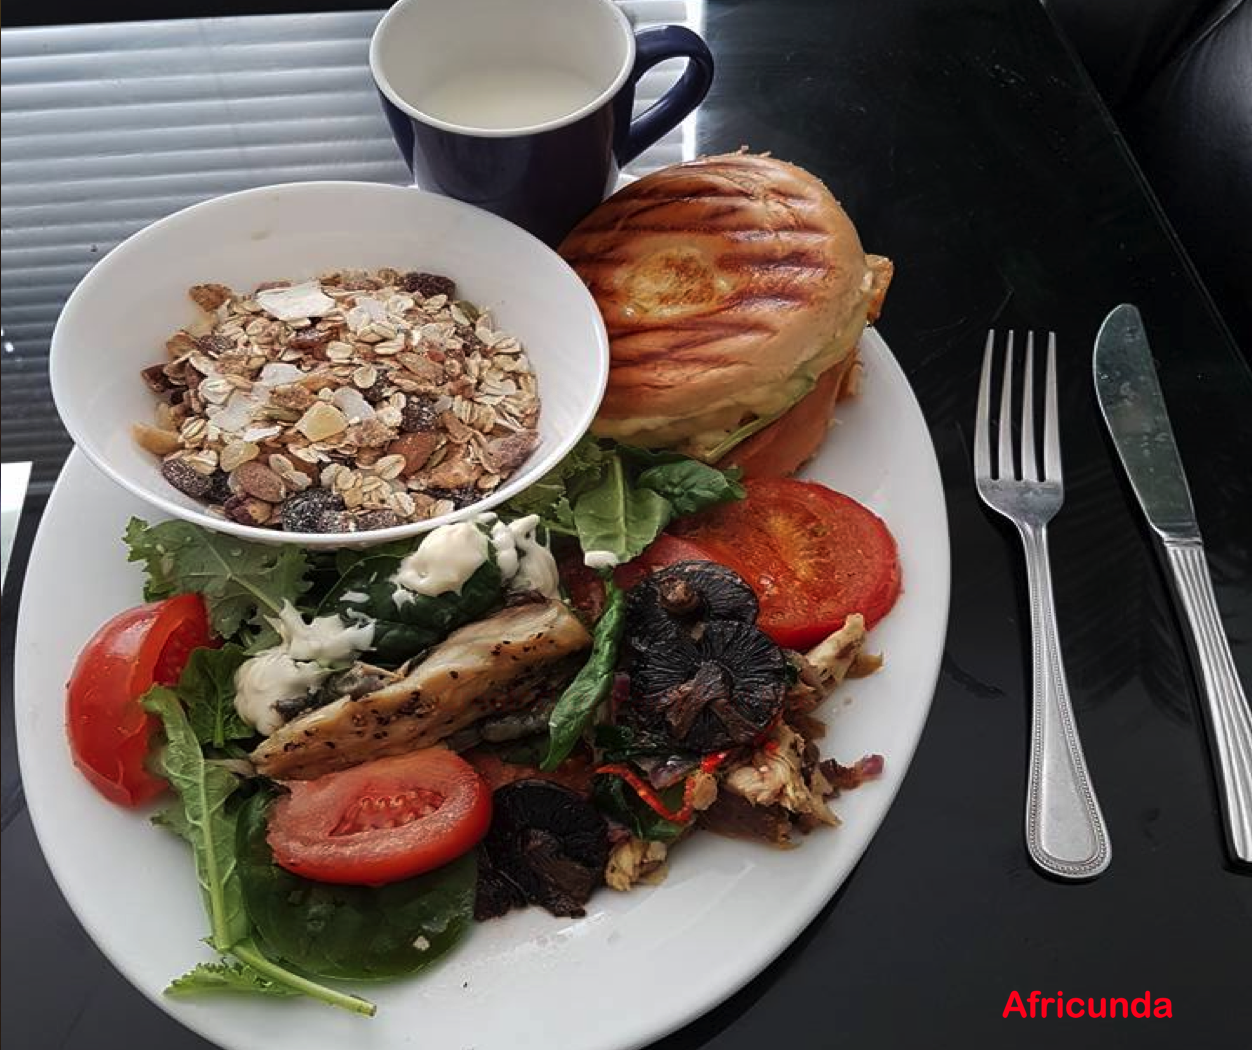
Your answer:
629,619 -> 787,753
625,561 -> 757,650
475,780 -> 610,920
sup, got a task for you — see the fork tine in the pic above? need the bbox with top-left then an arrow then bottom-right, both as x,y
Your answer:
1043,332 -> 1061,479
998,331 -> 1015,480
1020,332 -> 1038,481
975,331 -> 994,479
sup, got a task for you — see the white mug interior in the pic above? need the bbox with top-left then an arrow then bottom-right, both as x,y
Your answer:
371,0 -> 636,137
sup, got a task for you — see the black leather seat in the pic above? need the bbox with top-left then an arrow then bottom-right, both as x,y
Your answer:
1047,0 -> 1252,353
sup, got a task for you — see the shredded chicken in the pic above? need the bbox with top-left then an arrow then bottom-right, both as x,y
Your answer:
803,613 -> 872,690
722,723 -> 839,828
605,836 -> 669,891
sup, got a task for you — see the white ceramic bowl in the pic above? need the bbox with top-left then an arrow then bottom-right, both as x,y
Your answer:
50,181 -> 609,548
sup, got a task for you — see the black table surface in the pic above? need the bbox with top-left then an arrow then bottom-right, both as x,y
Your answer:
3,1 -> 1250,1048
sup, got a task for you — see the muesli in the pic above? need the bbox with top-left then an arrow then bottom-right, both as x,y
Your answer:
134,268 -> 540,533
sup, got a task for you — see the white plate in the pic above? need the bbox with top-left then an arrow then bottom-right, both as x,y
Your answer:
15,328 -> 949,1050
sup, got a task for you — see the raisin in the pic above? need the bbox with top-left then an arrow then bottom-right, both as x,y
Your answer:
279,488 -> 346,533
206,470 -> 233,504
402,272 -> 456,299
401,396 -> 440,433
162,458 -> 214,499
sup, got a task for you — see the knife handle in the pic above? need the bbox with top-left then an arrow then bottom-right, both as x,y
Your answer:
1163,540 -> 1252,865
1020,524 -> 1112,879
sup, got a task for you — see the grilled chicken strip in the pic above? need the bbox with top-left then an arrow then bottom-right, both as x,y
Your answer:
251,599 -> 592,779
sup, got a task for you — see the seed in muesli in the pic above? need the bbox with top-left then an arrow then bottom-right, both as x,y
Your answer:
134,269 -> 541,533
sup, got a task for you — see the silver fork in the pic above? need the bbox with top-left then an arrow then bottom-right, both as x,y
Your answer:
975,331 -> 1112,879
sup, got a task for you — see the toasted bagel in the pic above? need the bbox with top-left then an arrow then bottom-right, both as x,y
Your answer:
560,153 -> 891,458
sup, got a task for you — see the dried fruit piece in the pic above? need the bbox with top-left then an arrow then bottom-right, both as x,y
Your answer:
140,364 -> 176,396
279,487 -> 346,532
219,440 -> 260,472
223,495 -> 273,526
295,402 -> 348,442
402,272 -> 456,299
132,423 -> 181,456
401,396 -> 439,433
161,457 -> 214,498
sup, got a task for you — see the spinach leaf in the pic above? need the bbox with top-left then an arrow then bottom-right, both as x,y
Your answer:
167,959 -> 299,998
572,458 -> 672,564
591,774 -> 687,843
542,580 -> 626,770
125,518 -> 311,648
178,645 -> 252,748
319,552 -> 504,667
636,460 -> 745,518
236,791 -> 477,981
593,723 -> 693,764
143,689 -> 375,1015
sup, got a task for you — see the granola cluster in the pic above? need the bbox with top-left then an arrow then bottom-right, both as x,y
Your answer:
134,268 -> 540,533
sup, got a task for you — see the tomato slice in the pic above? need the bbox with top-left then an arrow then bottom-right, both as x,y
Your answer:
267,749 -> 492,886
66,593 -> 215,807
671,478 -> 901,649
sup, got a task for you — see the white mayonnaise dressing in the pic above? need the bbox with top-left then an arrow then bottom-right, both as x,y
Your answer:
583,549 -> 620,570
503,515 -> 560,598
392,520 -> 490,596
392,513 -> 561,601
233,603 -> 376,736
233,652 -> 329,736
270,601 -> 375,663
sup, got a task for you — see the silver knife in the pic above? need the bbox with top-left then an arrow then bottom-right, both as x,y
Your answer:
1094,304 -> 1252,865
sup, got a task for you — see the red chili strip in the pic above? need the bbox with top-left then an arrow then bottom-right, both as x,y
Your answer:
598,752 -> 730,825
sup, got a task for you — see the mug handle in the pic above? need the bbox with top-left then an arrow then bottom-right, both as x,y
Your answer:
615,26 -> 714,166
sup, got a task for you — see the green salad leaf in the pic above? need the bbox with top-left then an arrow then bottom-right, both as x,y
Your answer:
125,518 -> 311,648
142,688 -> 375,1016
571,458 -> 672,563
318,551 -> 504,668
542,579 -> 625,770
178,645 -> 252,748
500,438 -> 743,565
167,959 -> 300,998
502,436 -> 607,533
635,459 -> 745,518
142,686 -> 249,952
237,791 -> 477,981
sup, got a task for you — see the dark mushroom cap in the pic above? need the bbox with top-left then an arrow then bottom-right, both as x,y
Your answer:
629,619 -> 787,753
474,780 -> 609,920
626,560 -> 758,651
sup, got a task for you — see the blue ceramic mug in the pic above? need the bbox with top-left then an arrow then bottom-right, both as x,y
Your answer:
370,0 -> 714,245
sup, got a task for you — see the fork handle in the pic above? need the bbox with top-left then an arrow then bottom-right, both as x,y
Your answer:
1018,524 -> 1112,879
1163,540 -> 1252,865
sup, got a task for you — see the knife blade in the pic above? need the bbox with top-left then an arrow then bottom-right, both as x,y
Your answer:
1094,304 -> 1252,865
1093,305 -> 1199,542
